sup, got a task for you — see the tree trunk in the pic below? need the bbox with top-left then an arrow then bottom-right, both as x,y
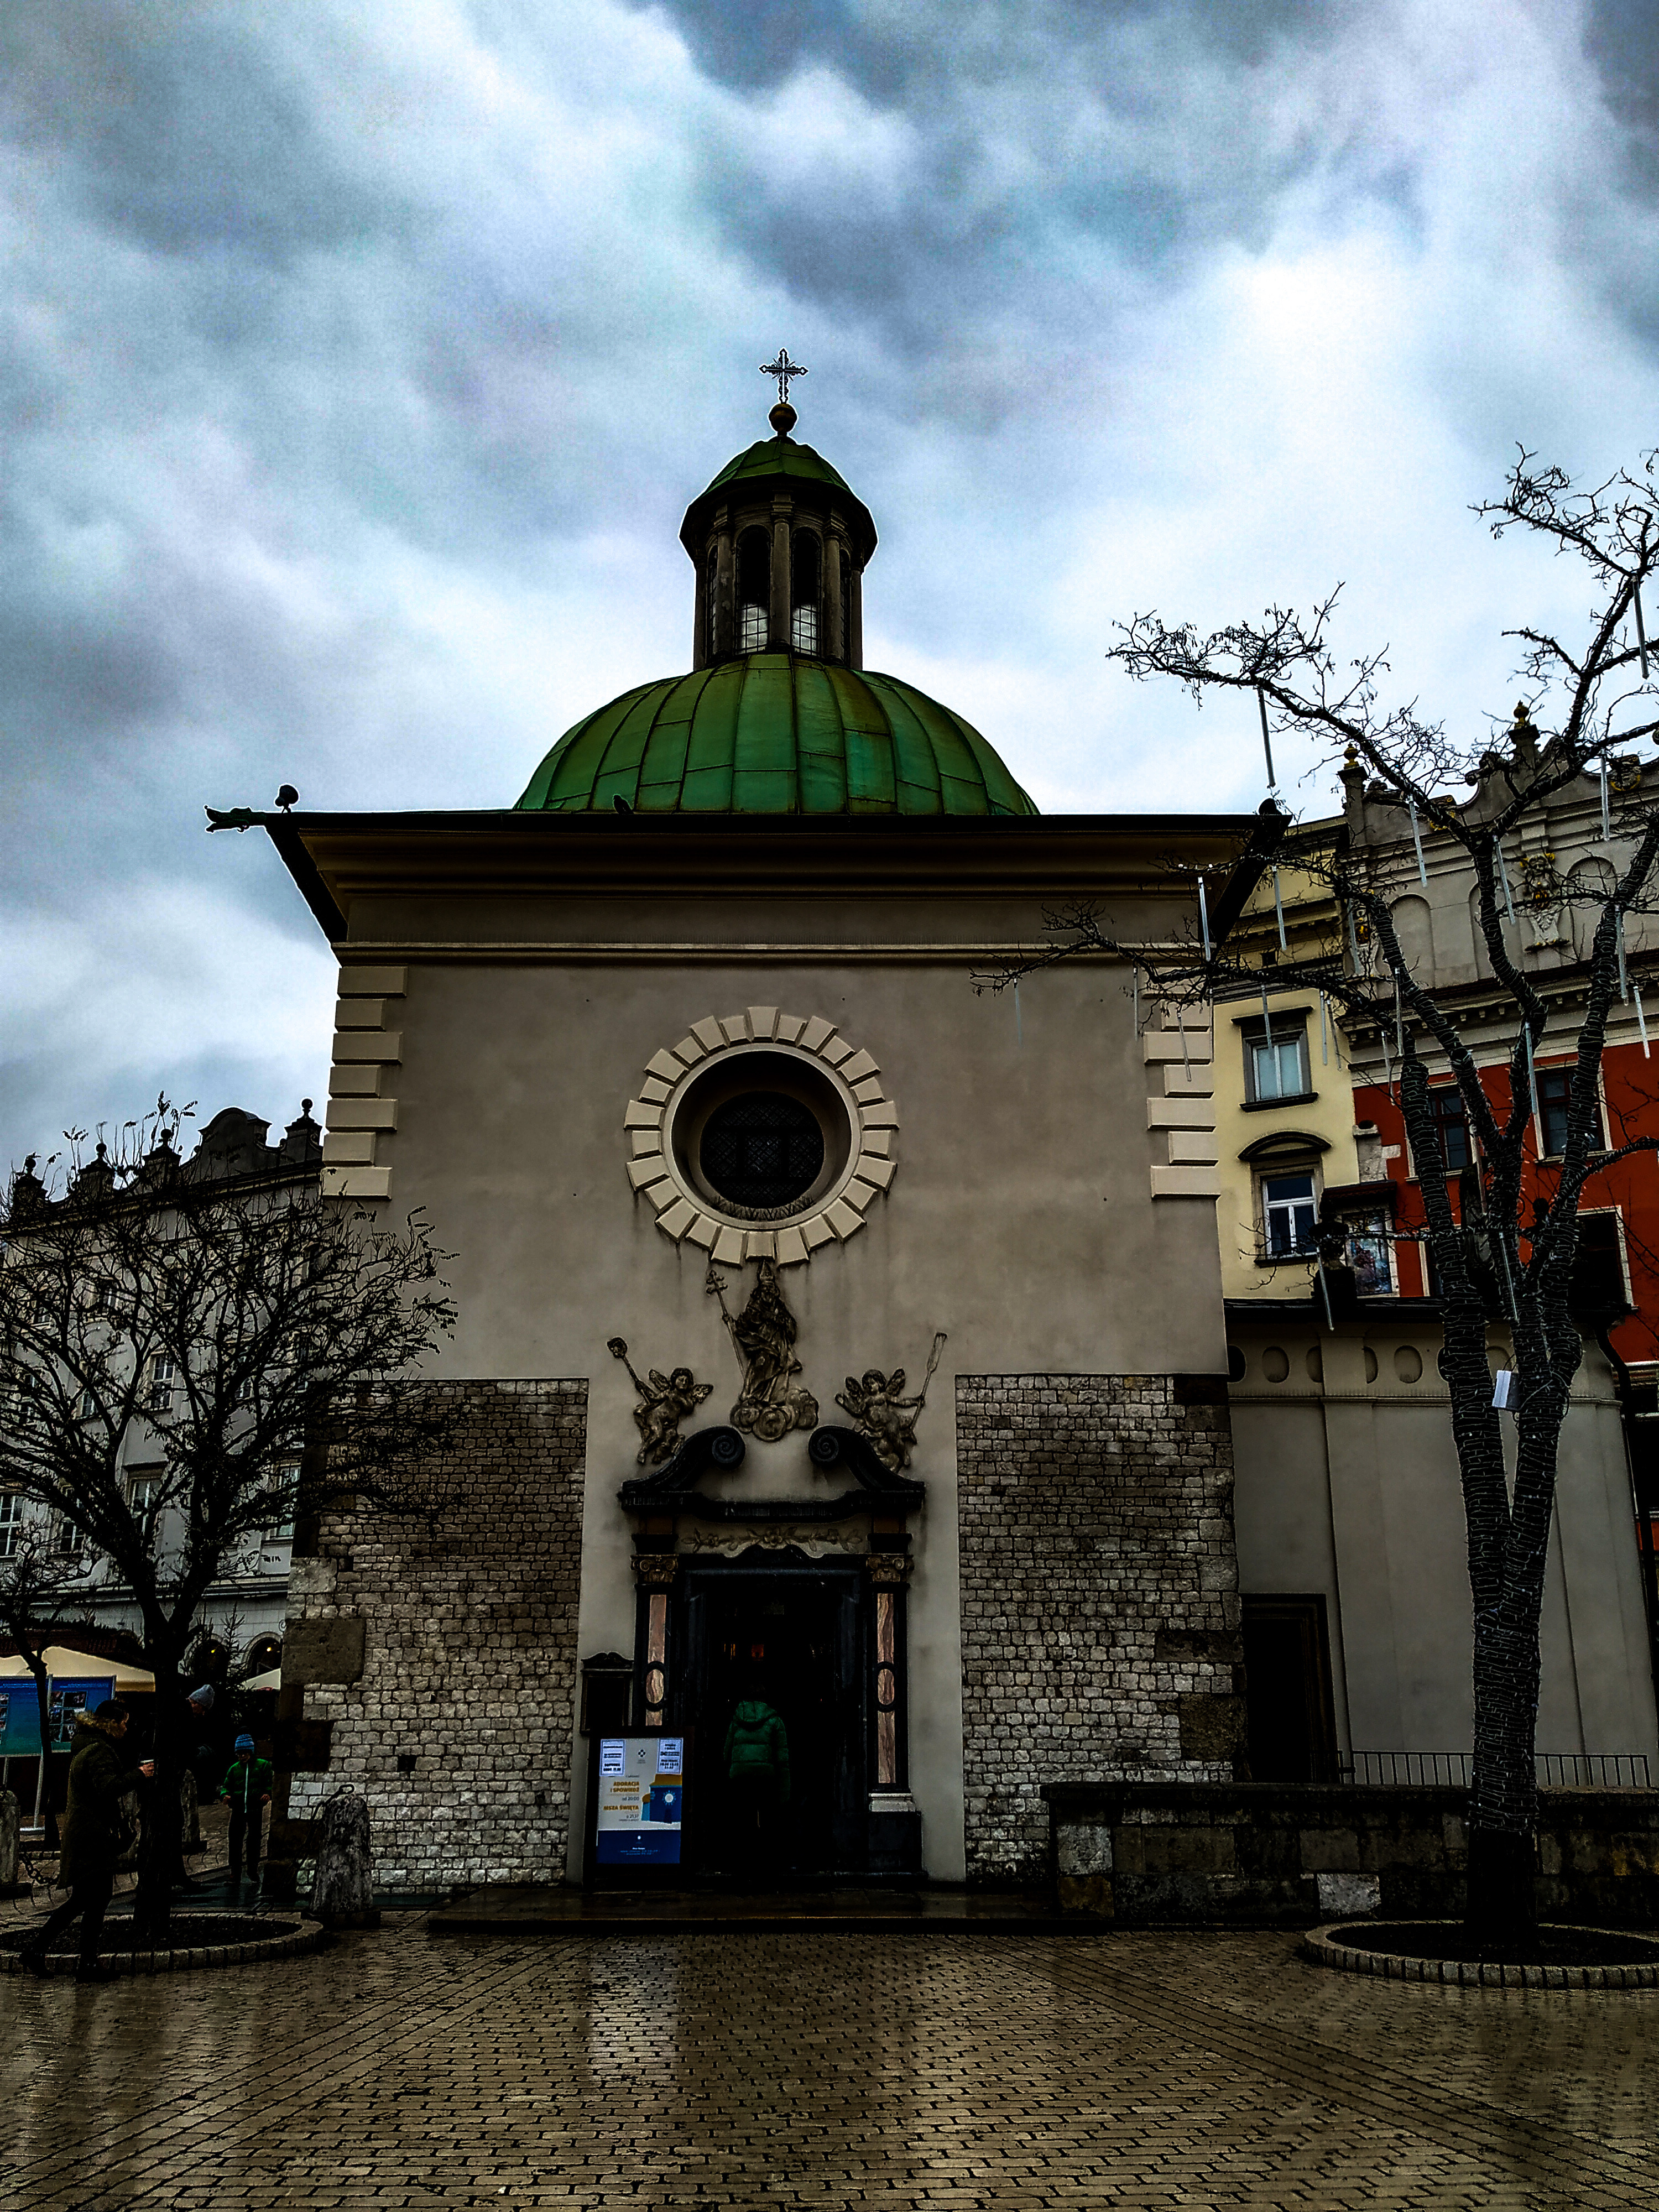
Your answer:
1465,1609 -> 1542,1947
133,1656 -> 187,1940
1462,1368 -> 1569,1950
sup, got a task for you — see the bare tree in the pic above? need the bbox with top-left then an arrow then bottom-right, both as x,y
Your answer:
982,451 -> 1659,1947
0,1104 -> 459,1937
0,1522 -> 101,1827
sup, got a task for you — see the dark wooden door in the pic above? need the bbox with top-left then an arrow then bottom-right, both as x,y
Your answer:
1241,1594 -> 1339,1783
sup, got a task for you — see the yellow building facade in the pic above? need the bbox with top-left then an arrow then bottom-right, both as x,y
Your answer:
1211,827 -> 1369,1301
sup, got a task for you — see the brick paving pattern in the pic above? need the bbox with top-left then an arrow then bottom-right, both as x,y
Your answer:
7,1921 -> 1655,2209
958,1374 -> 1244,1881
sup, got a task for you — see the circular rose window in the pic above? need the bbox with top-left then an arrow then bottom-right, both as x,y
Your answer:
624,1009 -> 899,1265
700,1093 -> 825,1211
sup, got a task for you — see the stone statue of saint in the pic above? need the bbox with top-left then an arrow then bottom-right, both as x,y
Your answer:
706,1260 -> 818,1443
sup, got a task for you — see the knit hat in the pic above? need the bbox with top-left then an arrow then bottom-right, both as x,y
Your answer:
187,1684 -> 215,1709
234,1733 -> 255,1751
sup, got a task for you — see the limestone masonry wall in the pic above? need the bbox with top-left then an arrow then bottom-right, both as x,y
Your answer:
957,1373 -> 1244,1884
283,1379 -> 586,1893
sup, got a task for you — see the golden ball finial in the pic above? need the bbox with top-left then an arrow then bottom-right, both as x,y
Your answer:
769,400 -> 797,437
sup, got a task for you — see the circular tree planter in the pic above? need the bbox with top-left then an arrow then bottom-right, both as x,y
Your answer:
1,1913 -> 325,1978
1303,1921 -> 1659,1991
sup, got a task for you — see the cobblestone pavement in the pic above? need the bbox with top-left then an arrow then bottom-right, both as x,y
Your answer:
4,1918 -> 1657,2210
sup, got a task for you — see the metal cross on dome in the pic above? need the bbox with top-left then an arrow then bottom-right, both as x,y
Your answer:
760,348 -> 808,406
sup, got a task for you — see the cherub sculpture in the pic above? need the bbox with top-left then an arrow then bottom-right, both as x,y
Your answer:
607,1337 -> 712,1465
835,1332 -> 947,1472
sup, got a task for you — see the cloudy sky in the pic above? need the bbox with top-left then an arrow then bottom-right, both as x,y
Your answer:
4,0 -> 1659,1173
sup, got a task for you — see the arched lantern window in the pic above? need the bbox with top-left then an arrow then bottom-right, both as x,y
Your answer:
790,529 -> 821,654
737,528 -> 770,654
839,548 -> 853,660
706,547 -> 718,660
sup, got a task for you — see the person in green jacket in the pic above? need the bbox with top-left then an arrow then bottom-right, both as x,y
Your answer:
19,1699 -> 153,1981
724,1694 -> 789,1871
217,1734 -> 274,1893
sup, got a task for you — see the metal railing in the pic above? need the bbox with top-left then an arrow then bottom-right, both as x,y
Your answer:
1342,1750 -> 1652,1790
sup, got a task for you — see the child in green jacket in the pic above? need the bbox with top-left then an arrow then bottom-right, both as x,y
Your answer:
218,1735 -> 274,1893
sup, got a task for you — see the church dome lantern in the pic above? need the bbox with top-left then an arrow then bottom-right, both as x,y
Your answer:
516,353 -> 1034,817
680,351 -> 877,671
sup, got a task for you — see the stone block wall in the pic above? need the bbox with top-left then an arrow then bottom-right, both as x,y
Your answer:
1045,1781 -> 1659,1928
957,1373 -> 1244,1884
279,1379 -> 586,1895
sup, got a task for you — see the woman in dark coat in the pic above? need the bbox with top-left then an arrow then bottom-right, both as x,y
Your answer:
20,1698 -> 153,1981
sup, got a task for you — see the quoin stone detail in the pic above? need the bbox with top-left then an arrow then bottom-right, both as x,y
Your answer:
323,963 -> 406,1201
956,1373 -> 1244,1884
1144,1001 -> 1218,1199
624,1009 -> 900,1264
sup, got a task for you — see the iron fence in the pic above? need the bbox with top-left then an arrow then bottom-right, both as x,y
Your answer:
1341,1750 -> 1652,1790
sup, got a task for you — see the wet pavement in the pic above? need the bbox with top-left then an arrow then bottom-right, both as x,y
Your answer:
429,1884 -> 1071,1934
5,1914 -> 1658,2209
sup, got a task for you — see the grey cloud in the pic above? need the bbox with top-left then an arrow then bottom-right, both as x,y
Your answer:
1,3 -> 413,262
1585,0 -> 1659,163
645,0 -> 1349,98
5,0 -> 1659,1177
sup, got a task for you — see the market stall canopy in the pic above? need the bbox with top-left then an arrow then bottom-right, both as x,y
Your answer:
0,1645 -> 155,1692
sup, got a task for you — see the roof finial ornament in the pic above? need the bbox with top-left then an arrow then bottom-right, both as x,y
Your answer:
760,346 -> 807,437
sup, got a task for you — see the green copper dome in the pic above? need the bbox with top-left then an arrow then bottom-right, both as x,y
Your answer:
515,654 -> 1037,817
679,430 -> 877,562
704,433 -> 858,502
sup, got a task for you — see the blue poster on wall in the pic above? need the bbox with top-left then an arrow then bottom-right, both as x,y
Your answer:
1,1683 -> 43,1757
48,1680 -> 113,1747
595,1736 -> 685,1865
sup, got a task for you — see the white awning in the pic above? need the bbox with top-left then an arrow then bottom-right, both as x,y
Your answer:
0,1644 -> 156,1692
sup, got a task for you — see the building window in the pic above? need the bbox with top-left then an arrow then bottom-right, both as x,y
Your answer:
790,529 -> 820,654
1262,1171 -> 1318,1258
148,1356 -> 176,1414
1571,1209 -> 1630,1319
128,1475 -> 160,1547
1537,1066 -> 1574,1157
699,1093 -> 826,1212
76,1387 -> 97,1421
0,1492 -> 21,1560
1242,1017 -> 1311,1104
263,1463 -> 300,1542
1347,1216 -> 1393,1296
737,528 -> 770,653
839,550 -> 853,658
1426,1085 -> 1472,1171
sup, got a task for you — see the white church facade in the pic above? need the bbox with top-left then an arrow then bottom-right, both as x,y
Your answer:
244,395 -> 1657,1897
